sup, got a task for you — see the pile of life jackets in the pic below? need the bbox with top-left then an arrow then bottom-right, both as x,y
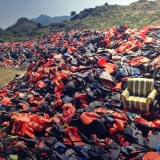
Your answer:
1,24 -> 160,159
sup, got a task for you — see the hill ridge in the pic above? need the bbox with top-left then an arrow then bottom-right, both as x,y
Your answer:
31,14 -> 71,26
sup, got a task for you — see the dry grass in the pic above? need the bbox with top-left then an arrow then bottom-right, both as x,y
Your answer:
0,68 -> 27,88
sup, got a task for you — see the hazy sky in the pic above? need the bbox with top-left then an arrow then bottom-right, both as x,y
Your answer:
0,0 -> 137,29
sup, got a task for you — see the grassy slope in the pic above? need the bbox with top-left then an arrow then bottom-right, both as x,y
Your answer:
0,68 -> 26,88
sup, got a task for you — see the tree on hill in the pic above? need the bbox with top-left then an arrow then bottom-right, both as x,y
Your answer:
70,11 -> 76,16
13,31 -> 17,35
0,28 -> 4,34
37,23 -> 42,28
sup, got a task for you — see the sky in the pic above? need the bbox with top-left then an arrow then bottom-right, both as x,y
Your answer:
0,0 -> 137,29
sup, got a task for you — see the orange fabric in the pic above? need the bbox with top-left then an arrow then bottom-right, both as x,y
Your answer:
68,46 -> 77,54
44,67 -> 50,74
62,103 -> 76,117
151,55 -> 160,68
134,116 -> 152,127
54,83 -> 63,95
30,114 -> 40,123
19,103 -> 29,111
100,38 -> 111,48
63,137 -> 73,146
151,119 -> 160,128
25,125 -> 35,139
103,64 -> 115,74
98,57 -> 106,66
37,80 -> 46,89
80,112 -> 101,125
134,116 -> 147,124
142,151 -> 160,160
65,127 -> 84,146
30,99 -> 43,107
129,56 -> 149,66
109,127 -> 119,135
16,117 -> 30,123
59,62 -> 68,70
3,121 -> 10,126
144,37 -> 155,44
111,111 -> 128,120
138,33 -> 155,44
52,99 -> 62,108
75,93 -> 87,99
10,112 -> 58,138
117,42 -> 131,53
69,66 -> 78,72
44,113 -> 50,119
1,97 -> 11,105
52,114 -> 63,123
111,82 -> 122,91
28,122 -> 43,132
79,98 -> 88,105
122,77 -> 129,81
113,119 -> 127,131
39,116 -> 52,125
125,40 -> 143,52
78,65 -> 88,70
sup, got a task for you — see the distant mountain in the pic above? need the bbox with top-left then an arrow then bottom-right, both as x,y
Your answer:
0,17 -> 38,41
31,14 -> 71,26
0,28 -> 4,34
5,17 -> 37,33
